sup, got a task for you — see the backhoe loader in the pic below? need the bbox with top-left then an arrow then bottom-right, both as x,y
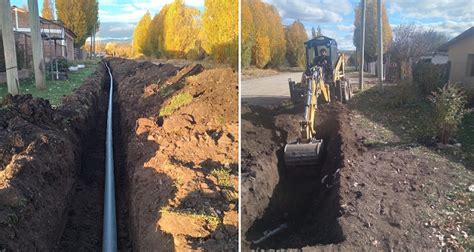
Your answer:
285,36 -> 352,169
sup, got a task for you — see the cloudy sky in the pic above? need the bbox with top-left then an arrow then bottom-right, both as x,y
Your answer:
264,0 -> 474,50
11,0 -> 474,48
11,0 -> 205,42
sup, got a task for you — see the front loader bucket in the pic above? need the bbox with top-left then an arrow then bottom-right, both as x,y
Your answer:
284,140 -> 324,170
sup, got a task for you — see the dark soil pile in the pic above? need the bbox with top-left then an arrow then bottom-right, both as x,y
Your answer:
0,65 -> 107,251
242,101 -> 472,250
107,58 -> 238,251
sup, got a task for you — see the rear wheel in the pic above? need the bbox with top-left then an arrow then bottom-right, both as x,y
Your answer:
341,80 -> 352,103
289,80 -> 297,103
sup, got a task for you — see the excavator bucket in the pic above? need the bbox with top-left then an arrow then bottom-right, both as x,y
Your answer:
284,140 -> 324,169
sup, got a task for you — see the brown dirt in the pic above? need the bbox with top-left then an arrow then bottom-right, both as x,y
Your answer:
108,58 -> 238,251
242,101 -> 473,250
0,64 -> 112,250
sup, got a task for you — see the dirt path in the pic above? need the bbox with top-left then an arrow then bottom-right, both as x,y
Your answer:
241,72 -> 301,106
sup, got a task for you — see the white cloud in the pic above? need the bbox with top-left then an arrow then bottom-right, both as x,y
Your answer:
99,0 -> 204,23
108,23 -> 136,32
417,21 -> 473,39
388,0 -> 473,22
264,0 -> 352,23
336,24 -> 354,32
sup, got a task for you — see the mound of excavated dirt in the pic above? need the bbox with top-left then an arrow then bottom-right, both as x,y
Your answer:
0,65 -> 107,251
108,58 -> 238,251
242,101 -> 472,250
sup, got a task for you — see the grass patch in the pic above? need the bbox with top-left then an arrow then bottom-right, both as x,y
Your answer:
0,62 -> 98,106
158,82 -> 184,98
211,168 -> 233,188
159,92 -> 193,116
457,113 -> 474,169
160,208 -> 220,230
350,85 -> 474,169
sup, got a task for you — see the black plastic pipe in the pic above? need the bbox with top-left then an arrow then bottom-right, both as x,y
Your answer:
103,63 -> 117,251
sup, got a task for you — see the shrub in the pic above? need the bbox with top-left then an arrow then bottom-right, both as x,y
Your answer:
390,79 -> 418,107
413,62 -> 448,95
52,57 -> 70,72
428,83 -> 468,144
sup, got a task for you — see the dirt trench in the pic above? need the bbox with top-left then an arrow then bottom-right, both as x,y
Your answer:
107,58 -> 239,251
0,58 -> 238,251
0,62 -> 133,250
242,103 -> 361,250
54,66 -> 132,251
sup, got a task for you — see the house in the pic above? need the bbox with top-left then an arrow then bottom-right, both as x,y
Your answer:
1,6 -> 77,70
419,52 -> 449,65
439,26 -> 474,90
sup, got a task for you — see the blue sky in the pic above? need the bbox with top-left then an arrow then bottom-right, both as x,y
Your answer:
264,0 -> 474,50
11,0 -> 474,49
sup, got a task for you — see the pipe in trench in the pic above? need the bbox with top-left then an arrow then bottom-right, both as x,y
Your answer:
103,63 -> 117,251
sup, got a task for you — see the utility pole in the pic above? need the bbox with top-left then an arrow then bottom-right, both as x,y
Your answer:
0,0 -> 19,95
359,0 -> 366,91
377,0 -> 383,90
28,0 -> 46,89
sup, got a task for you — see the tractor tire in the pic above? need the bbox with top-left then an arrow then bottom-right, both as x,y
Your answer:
289,80 -> 296,104
336,80 -> 344,102
341,80 -> 353,103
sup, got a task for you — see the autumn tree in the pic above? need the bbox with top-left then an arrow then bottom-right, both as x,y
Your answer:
266,5 -> 286,67
56,0 -> 99,47
42,0 -> 54,20
241,0 -> 255,67
132,11 -> 152,57
105,42 -> 116,56
201,0 -> 238,66
353,0 -> 392,62
242,0 -> 285,68
285,20 -> 308,67
148,6 -> 167,57
254,34 -> 270,68
147,0 -> 200,58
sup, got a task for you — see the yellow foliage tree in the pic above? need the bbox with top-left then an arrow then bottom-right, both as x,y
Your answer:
285,20 -> 308,67
242,0 -> 286,68
148,6 -> 167,57
241,0 -> 255,68
147,0 -> 200,58
201,0 -> 238,66
132,11 -> 152,57
105,42 -> 116,56
265,6 -> 286,67
254,34 -> 270,68
41,0 -> 54,20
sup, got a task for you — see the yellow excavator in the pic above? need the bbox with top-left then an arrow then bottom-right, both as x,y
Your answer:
285,36 -> 352,169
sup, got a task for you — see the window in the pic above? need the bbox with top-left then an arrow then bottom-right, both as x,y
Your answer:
467,54 -> 474,77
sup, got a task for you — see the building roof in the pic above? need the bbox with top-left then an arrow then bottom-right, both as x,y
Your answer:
438,26 -> 474,51
10,5 -> 77,38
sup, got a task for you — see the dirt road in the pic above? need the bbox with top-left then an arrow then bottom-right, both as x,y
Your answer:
241,72 -> 301,106
241,70 -> 376,107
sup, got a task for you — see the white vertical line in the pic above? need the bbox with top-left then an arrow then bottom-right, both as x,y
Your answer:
238,0 -> 242,250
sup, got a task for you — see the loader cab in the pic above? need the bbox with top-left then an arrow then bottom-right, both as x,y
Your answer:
305,36 -> 338,70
